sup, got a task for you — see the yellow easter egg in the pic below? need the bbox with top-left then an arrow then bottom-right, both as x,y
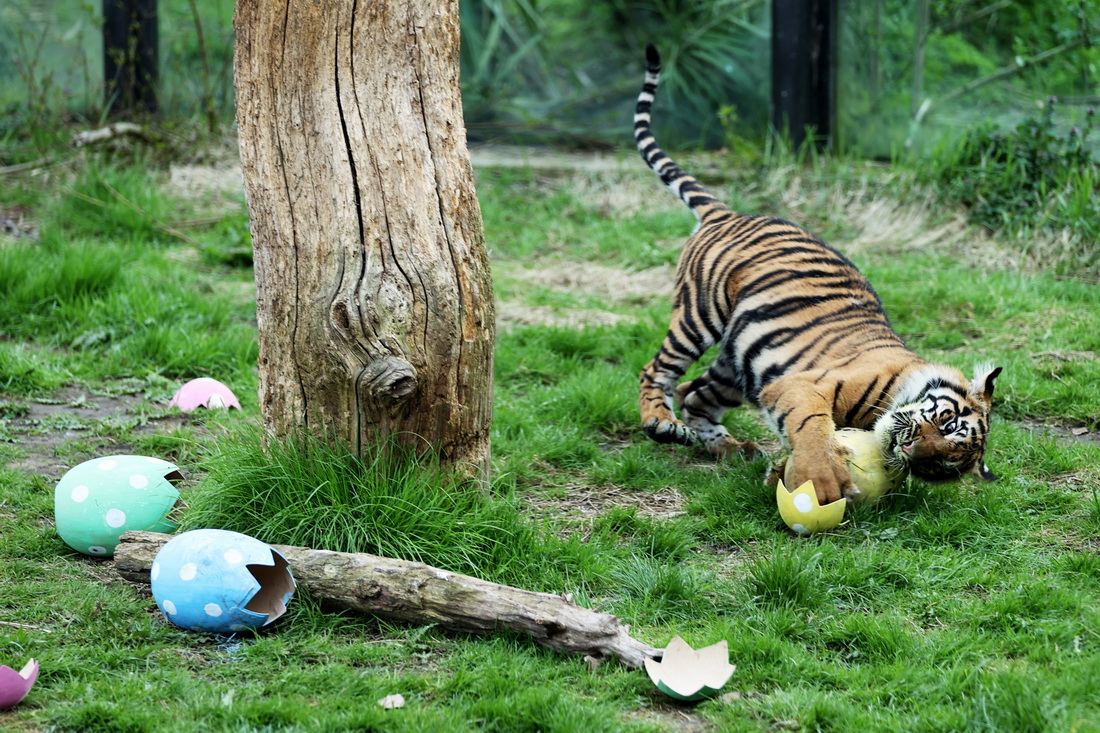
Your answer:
776,479 -> 847,536
782,429 -> 907,507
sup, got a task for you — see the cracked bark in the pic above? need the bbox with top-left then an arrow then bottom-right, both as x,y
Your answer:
235,0 -> 494,480
115,531 -> 661,669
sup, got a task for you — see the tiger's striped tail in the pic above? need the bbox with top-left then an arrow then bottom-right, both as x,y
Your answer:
635,44 -> 725,221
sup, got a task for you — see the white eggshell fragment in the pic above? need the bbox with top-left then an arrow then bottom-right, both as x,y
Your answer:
151,529 -> 296,634
54,455 -> 183,557
644,635 -> 735,701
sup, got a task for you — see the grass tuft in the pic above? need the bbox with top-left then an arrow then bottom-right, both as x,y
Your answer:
183,428 -> 539,581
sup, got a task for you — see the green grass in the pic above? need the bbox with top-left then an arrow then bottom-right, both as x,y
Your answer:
2,145 -> 1100,732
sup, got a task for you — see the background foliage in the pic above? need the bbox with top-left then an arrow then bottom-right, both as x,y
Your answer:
2,0 -> 1097,147
3,0 -> 1097,261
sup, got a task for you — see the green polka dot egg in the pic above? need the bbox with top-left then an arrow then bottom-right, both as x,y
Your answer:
54,455 -> 184,557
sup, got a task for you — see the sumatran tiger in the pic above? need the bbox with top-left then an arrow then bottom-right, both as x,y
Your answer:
635,44 -> 1001,505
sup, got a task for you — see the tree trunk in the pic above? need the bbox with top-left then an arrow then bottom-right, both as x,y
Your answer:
115,531 -> 660,670
770,0 -> 838,150
234,0 -> 495,480
103,0 -> 159,116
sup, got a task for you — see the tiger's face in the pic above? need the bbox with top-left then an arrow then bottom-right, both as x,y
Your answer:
875,365 -> 1002,482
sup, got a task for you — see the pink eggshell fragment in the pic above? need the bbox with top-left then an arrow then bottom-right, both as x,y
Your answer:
169,378 -> 242,412
0,658 -> 39,710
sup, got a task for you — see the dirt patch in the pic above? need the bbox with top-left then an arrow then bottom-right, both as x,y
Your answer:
513,261 -> 674,306
496,301 -> 631,330
0,203 -> 39,241
166,162 -> 245,209
1016,418 -> 1100,448
528,484 -> 687,524
1,386 -> 186,478
496,260 -> 675,330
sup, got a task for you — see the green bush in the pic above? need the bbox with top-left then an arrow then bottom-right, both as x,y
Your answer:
931,98 -> 1099,266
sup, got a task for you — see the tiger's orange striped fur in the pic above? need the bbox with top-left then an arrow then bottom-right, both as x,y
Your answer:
635,44 -> 1001,504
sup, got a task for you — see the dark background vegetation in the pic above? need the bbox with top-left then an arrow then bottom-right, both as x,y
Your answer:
2,0 -> 1098,270
2,0 -> 1097,148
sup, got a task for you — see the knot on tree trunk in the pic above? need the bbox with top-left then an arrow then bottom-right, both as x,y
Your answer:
360,356 -> 418,402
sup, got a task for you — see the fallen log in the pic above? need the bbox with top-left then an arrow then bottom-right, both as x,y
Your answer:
115,531 -> 660,669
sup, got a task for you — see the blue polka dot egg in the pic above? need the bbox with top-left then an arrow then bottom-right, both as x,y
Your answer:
151,529 -> 296,633
54,455 -> 184,557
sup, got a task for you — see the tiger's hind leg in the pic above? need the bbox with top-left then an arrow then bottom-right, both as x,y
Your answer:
639,306 -> 715,447
640,356 -> 698,446
675,357 -> 758,458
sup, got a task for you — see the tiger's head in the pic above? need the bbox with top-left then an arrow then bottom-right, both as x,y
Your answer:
873,364 -> 1002,482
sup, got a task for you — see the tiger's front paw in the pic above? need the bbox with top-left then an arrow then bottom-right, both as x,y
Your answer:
643,417 -> 698,446
788,444 -> 854,505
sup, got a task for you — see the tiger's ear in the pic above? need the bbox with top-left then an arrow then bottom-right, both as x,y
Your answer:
970,365 -> 1002,405
971,461 -> 998,481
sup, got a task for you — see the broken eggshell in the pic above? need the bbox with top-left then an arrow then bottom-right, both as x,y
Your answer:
151,529 -> 296,634
54,455 -> 184,557
169,378 -> 242,412
776,478 -> 847,536
644,636 -> 735,701
0,658 -> 39,710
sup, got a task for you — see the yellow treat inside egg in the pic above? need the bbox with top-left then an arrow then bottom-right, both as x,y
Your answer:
781,428 -> 907,507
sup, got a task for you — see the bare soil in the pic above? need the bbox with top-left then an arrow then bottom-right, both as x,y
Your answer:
2,386 -> 186,479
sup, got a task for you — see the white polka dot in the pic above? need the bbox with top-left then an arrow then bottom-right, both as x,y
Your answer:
791,524 -> 811,536
71,484 -> 89,503
208,393 -> 227,408
229,624 -> 250,632
88,545 -> 108,555
129,474 -> 149,489
162,600 -> 177,615
179,563 -> 197,581
204,603 -> 223,617
105,509 -> 127,528
223,549 -> 244,565
151,562 -> 160,581
793,494 -> 814,513
98,459 -> 118,471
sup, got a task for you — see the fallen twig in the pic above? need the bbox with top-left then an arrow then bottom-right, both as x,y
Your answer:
71,122 -> 155,148
0,620 -> 52,634
99,180 -> 204,249
0,158 -> 61,176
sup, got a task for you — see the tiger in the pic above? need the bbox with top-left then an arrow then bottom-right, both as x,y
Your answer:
634,43 -> 1001,505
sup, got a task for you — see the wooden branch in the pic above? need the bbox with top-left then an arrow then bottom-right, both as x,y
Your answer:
935,38 -> 1088,108
0,620 -> 51,633
114,531 -> 660,669
935,0 -> 1012,37
908,36 -> 1089,147
71,122 -> 154,148
0,157 -> 60,176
